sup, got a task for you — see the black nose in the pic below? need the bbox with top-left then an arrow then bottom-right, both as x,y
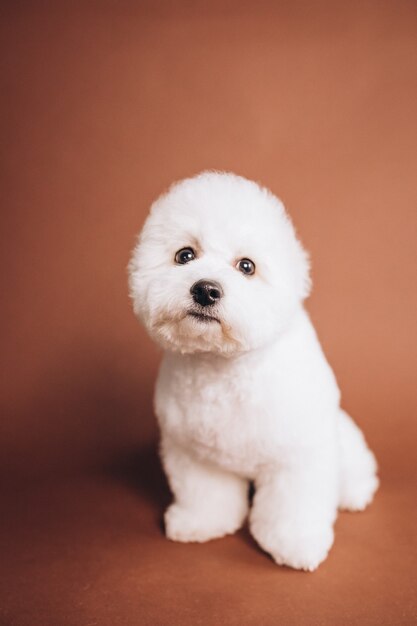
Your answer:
190,279 -> 223,307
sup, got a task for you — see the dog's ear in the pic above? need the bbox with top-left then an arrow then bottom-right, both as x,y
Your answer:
280,211 -> 311,302
296,243 -> 312,301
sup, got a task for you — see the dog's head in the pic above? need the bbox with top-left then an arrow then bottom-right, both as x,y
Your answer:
129,171 -> 310,356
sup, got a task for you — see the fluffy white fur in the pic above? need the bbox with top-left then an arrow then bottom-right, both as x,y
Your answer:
129,171 -> 378,571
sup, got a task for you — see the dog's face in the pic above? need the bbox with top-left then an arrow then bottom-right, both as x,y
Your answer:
129,172 -> 310,356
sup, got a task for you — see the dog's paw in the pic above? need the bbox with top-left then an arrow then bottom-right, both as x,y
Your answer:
250,519 -> 334,571
164,503 -> 240,543
270,527 -> 334,571
339,473 -> 379,512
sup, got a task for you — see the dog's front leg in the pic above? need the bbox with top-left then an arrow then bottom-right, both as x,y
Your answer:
160,436 -> 249,542
249,446 -> 339,570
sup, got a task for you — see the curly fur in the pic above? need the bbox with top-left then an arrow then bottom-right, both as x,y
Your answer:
128,171 -> 378,570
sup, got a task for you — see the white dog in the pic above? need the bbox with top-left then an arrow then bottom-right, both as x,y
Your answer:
128,171 -> 378,570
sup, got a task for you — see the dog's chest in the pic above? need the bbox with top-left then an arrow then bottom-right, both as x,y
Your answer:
154,353 -> 291,475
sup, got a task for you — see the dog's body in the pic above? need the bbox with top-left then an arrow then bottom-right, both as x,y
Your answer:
129,171 -> 378,570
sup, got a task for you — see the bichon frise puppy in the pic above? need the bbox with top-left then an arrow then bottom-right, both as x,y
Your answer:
128,171 -> 378,570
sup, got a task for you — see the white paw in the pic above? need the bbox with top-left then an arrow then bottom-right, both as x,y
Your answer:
164,503 -> 242,543
339,473 -> 379,512
250,519 -> 334,571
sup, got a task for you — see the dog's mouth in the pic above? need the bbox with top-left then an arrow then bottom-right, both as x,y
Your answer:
187,310 -> 221,324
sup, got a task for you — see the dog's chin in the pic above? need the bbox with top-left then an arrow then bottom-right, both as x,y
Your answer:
178,311 -> 223,345
149,309 -> 243,356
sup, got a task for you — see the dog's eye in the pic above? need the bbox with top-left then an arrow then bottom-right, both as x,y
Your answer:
175,247 -> 196,264
236,258 -> 255,276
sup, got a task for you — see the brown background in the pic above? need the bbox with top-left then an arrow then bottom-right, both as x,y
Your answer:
1,1 -> 417,624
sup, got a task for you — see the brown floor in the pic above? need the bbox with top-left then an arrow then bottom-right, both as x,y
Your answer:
2,444 -> 417,626
1,1 -> 417,624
